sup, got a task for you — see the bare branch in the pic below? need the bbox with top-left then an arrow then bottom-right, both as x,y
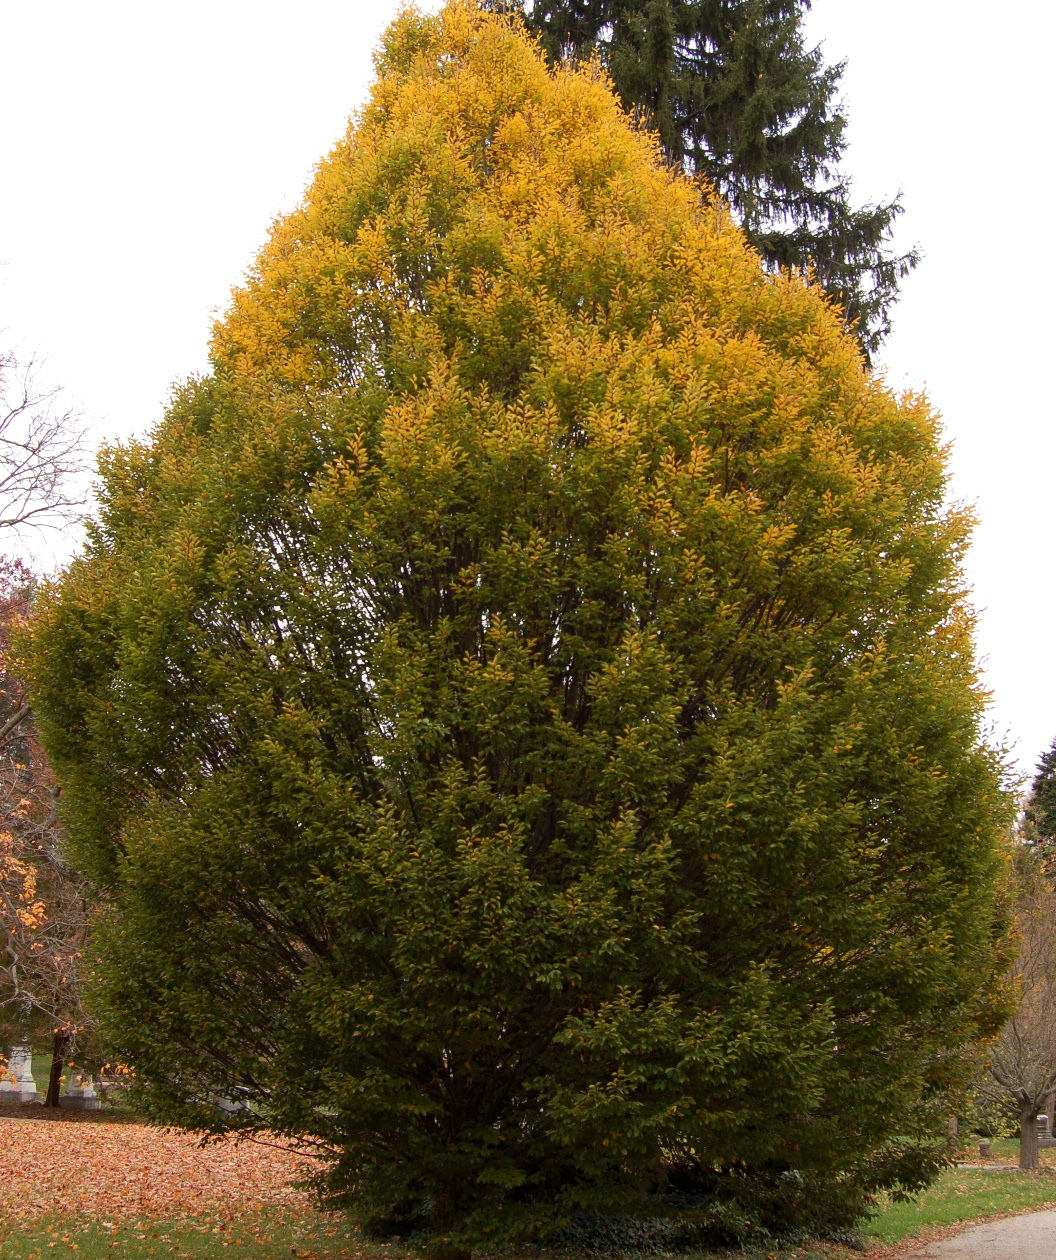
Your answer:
0,560 -> 91,1051
0,351 -> 87,539
0,703 -> 30,747
985,851 -> 1056,1126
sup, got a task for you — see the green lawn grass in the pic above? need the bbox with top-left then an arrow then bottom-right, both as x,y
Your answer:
863,1166 -> 1056,1244
978,1136 -> 1056,1166
0,1210 -> 373,1260
986,1137 -> 1022,1163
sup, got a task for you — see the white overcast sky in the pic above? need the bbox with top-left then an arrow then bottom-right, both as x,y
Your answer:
2,1 -> 1053,778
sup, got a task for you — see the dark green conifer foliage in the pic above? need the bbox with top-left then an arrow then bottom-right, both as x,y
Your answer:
24,5 -> 1007,1252
1027,739 -> 1056,848
499,0 -> 917,360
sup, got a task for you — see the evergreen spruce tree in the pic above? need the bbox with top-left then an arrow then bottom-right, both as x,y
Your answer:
26,5 -> 1007,1252
1028,739 -> 1056,848
497,0 -> 917,360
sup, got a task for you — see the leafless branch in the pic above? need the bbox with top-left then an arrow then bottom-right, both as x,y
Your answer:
0,704 -> 30,746
0,560 -> 91,1051
980,850 -> 1056,1165
0,351 -> 87,539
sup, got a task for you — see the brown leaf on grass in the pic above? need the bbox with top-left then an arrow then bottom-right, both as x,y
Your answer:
0,1117 -> 312,1222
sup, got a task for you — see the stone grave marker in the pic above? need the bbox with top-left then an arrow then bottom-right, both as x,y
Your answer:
60,1067 -> 101,1111
0,1043 -> 39,1103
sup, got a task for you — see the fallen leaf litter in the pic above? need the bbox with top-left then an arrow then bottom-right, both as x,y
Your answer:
0,1115 -> 312,1223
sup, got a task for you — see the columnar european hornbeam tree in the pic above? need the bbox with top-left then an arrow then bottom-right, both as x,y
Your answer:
25,3 -> 1009,1251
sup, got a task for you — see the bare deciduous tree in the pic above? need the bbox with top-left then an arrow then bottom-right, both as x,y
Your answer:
0,561 -> 91,1105
0,350 -> 86,538
0,354 -> 91,1105
981,850 -> 1056,1169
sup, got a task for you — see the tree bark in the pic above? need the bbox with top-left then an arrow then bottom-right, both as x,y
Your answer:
0,702 -> 30,746
43,1029 -> 68,1109
1019,1091 -> 1040,1170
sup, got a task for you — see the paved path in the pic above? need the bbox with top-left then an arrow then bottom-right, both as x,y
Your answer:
903,1209 -> 1056,1257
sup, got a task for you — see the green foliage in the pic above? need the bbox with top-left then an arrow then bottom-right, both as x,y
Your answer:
497,0 -> 918,360
1027,739 -> 1056,851
961,1086 -> 1019,1141
25,3 -> 1009,1252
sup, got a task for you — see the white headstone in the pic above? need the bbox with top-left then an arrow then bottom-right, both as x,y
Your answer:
60,1067 -> 101,1111
0,1043 -> 38,1102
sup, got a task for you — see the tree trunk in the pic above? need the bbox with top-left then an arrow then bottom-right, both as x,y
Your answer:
425,1192 -> 471,1260
1047,1091 -> 1055,1140
43,1029 -> 68,1109
1019,1091 -> 1040,1170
